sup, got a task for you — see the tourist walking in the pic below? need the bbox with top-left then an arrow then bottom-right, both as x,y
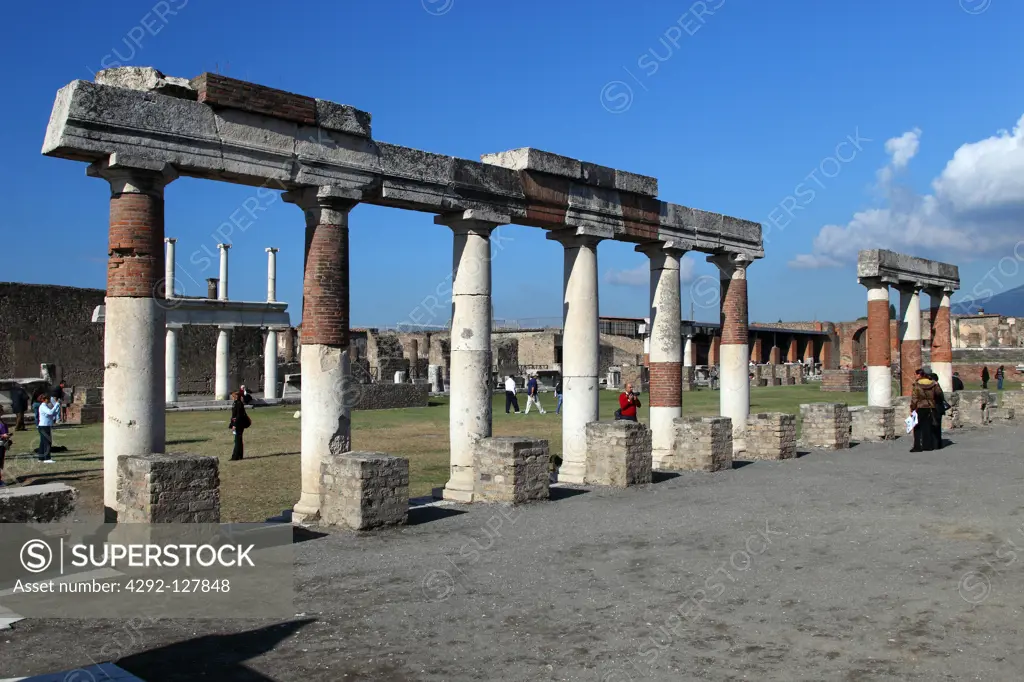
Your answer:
952,372 -> 964,391
504,376 -> 521,414
555,377 -> 563,415
996,365 -> 1005,390
11,385 -> 28,431
0,419 -> 11,486
615,383 -> 641,422
524,375 -> 546,414
981,366 -> 990,389
909,369 -> 940,452
229,391 -> 251,461
35,393 -> 60,463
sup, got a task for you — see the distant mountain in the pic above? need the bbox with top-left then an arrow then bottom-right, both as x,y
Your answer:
953,283 -> 1024,316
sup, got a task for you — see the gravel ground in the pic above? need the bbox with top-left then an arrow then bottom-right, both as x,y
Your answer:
4,424 -> 1024,681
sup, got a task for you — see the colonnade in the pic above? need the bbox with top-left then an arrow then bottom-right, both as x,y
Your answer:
861,277 -> 954,405
92,160 -> 755,518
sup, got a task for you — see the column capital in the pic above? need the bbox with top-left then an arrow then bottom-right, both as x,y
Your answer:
924,285 -> 954,297
546,224 -> 612,248
217,243 -> 231,250
164,237 -> 177,244
87,154 -> 178,197
283,185 -> 361,225
434,208 -> 509,233
635,240 -> 689,259
707,252 -> 753,278
265,246 -> 280,253
895,281 -> 923,294
858,276 -> 888,290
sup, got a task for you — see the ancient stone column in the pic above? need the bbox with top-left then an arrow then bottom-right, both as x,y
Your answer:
548,227 -> 608,484
214,327 -> 232,399
683,334 -> 694,367
929,287 -> 954,393
164,237 -> 176,299
709,336 -> 721,366
803,340 -> 815,364
165,325 -> 179,403
206,278 -> 218,299
266,247 -> 279,302
435,209 -> 508,502
637,242 -> 685,469
217,243 -> 230,300
709,253 -> 753,444
862,277 -> 892,407
750,337 -> 763,364
88,156 -> 177,520
786,336 -> 798,363
264,329 -> 278,400
284,186 -> 360,524
898,285 -> 923,396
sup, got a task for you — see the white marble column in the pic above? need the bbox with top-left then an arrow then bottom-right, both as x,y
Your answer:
215,326 -> 232,400
435,209 -> 508,502
683,334 -> 694,367
165,326 -> 179,403
898,285 -> 923,397
164,237 -> 176,299
263,329 -> 278,400
708,253 -> 753,448
88,157 -> 177,521
638,241 -> 686,469
266,247 -> 279,302
548,227 -> 609,483
217,243 -> 230,300
283,186 -> 360,524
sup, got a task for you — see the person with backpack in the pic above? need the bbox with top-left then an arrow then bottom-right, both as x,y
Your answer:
229,391 -> 251,461
910,369 -> 941,452
524,374 -> 546,414
996,366 -> 1005,390
981,366 -> 990,389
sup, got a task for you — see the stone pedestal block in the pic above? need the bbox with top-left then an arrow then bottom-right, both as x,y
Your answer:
117,454 -> 220,523
996,390 -> 1024,418
0,483 -> 78,522
474,437 -> 549,503
584,421 -> 653,487
73,387 -> 103,405
670,416 -> 733,471
821,369 -> 868,392
799,403 -> 852,450
957,391 -> 990,427
988,406 -> 1014,421
320,452 -> 409,529
745,413 -> 796,460
65,404 -> 103,425
849,405 -> 896,442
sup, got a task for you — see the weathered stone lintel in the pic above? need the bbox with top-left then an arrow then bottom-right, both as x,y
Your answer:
42,77 -> 763,259
857,249 -> 960,291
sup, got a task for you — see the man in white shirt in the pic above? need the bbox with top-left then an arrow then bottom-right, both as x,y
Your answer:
36,396 -> 61,463
504,376 -> 521,414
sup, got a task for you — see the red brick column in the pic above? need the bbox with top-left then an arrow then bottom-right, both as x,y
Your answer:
769,346 -> 781,365
803,339 -> 815,363
284,186 -> 360,524
708,253 -> 753,442
709,336 -> 721,366
863,277 -> 892,406
88,158 -> 177,520
750,336 -> 763,364
786,336 -> 798,363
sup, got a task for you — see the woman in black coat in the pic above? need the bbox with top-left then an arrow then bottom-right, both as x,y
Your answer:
229,391 -> 250,461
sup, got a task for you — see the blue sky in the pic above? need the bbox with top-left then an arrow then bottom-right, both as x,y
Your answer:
3,0 -> 1024,327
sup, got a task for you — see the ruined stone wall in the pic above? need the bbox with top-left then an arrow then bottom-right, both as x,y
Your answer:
951,315 -> 1023,348
511,331 -> 558,367
599,334 -> 643,376
0,282 -> 265,393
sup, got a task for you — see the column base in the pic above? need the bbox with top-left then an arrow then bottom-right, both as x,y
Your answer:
442,485 -> 475,503
652,450 -> 673,470
732,438 -> 747,456
291,495 -> 321,525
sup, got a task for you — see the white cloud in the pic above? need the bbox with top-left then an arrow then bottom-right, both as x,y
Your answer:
605,254 -> 697,287
791,117 -> 1024,269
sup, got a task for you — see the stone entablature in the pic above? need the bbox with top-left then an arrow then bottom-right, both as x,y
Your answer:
44,69 -> 763,259
857,249 -> 960,291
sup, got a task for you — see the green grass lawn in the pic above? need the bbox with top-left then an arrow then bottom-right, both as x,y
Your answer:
5,380 -> 1000,522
